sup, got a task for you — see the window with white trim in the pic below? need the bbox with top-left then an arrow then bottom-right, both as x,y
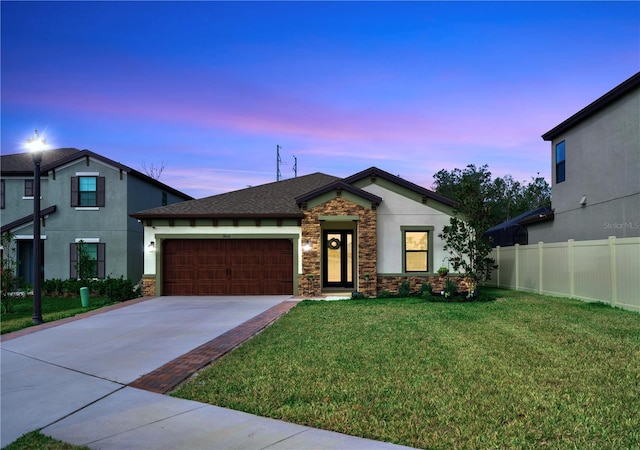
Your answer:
71,176 -> 105,207
70,242 -> 105,279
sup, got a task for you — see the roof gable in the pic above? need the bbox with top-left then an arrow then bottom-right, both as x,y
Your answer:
343,167 -> 456,207
295,180 -> 382,205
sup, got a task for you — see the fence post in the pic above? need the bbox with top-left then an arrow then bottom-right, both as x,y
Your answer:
538,241 -> 543,295
515,243 -> 520,291
609,236 -> 617,307
496,246 -> 501,287
568,239 -> 575,298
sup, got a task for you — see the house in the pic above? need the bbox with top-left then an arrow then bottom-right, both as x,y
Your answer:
484,206 -> 553,247
131,167 -> 459,297
1,148 -> 192,285
527,71 -> 640,243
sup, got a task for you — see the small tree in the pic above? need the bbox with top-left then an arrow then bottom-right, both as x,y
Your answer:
437,165 -> 496,296
439,217 -> 495,295
1,232 -> 20,313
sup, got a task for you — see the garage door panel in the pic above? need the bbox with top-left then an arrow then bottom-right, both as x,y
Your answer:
163,239 -> 293,295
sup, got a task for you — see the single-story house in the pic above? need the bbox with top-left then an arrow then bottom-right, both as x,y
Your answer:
131,167 -> 460,297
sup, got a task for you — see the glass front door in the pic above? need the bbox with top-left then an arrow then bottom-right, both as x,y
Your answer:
323,230 -> 354,289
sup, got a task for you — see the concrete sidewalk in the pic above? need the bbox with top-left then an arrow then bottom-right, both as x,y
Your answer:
1,296 -> 413,449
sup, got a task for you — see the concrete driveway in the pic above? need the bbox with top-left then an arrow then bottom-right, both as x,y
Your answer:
1,296 -> 413,449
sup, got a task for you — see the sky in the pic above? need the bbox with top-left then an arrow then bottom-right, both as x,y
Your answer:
2,1 -> 639,199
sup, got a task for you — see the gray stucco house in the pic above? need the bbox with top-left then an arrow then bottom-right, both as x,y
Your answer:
1,148 -> 192,285
527,71 -> 640,243
131,167 -> 459,297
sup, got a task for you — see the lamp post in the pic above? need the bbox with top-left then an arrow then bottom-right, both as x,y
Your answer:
27,129 -> 47,324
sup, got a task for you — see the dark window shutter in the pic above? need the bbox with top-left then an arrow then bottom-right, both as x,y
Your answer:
71,177 -> 79,206
97,243 -> 106,279
96,177 -> 106,207
25,180 -> 34,197
70,243 -> 78,279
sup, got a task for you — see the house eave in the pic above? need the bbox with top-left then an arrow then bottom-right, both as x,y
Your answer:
541,71 -> 640,141
129,212 -> 305,220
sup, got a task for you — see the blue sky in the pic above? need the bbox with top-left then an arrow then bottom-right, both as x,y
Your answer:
2,1 -> 638,198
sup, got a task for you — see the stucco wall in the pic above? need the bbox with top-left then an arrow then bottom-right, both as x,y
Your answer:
359,183 -> 454,274
536,86 -> 640,243
4,156 -> 190,283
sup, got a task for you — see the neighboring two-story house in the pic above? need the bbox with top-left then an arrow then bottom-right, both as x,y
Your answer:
527,72 -> 640,243
1,148 -> 192,286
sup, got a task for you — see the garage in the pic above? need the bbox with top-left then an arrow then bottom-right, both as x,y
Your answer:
162,239 -> 294,295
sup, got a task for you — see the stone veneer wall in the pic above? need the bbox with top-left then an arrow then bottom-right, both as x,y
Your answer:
299,196 -> 377,297
377,275 -> 469,295
142,275 -> 156,297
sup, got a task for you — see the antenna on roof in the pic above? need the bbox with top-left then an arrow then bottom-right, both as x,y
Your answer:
293,155 -> 297,178
276,145 -> 282,181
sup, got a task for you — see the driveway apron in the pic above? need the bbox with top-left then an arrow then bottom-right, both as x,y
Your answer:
1,296 -> 413,449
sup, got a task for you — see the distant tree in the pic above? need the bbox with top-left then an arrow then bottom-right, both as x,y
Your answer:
432,165 -> 551,228
140,161 -> 165,180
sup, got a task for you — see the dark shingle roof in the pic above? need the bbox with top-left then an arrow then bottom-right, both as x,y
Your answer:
1,148 -> 80,175
1,148 -> 192,200
131,173 -> 340,219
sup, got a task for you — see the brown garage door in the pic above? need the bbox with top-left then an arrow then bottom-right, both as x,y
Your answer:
162,239 -> 293,295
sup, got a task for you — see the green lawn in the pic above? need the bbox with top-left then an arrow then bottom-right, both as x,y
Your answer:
172,289 -> 640,449
2,431 -> 89,450
1,296 -> 114,334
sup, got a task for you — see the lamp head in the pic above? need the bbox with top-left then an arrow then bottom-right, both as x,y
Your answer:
27,129 -> 47,163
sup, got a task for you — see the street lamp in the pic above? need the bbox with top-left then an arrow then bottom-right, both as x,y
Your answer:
26,129 -> 47,324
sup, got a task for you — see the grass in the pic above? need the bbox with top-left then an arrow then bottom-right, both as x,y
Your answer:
1,295 -> 114,334
2,431 -> 89,450
172,289 -> 640,449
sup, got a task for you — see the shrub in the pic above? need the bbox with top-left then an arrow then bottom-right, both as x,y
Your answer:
397,280 -> 411,297
39,277 -> 141,302
351,291 -> 366,299
420,282 -> 433,300
377,290 -> 393,299
438,278 -> 458,301
104,276 -> 141,302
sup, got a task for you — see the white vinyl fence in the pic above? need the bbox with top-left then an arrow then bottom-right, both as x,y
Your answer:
486,236 -> 640,313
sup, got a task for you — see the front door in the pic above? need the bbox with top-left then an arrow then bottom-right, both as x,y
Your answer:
323,230 -> 354,289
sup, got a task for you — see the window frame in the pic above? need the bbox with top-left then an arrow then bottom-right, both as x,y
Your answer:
24,180 -> 34,197
555,140 -> 566,183
71,176 -> 105,207
70,242 -> 106,279
401,226 -> 434,274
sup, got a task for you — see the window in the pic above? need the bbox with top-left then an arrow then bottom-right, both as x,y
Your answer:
1,180 -> 4,209
71,176 -> 105,207
404,230 -> 429,272
24,180 -> 34,197
555,141 -> 566,183
162,192 -> 168,206
70,242 -> 105,279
